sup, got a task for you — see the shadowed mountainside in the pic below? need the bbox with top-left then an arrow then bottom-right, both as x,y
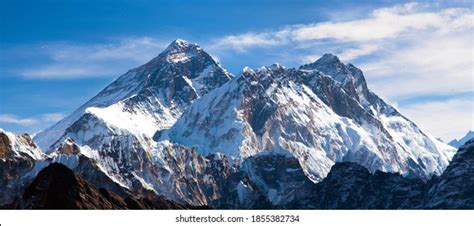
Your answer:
9,163 -> 185,209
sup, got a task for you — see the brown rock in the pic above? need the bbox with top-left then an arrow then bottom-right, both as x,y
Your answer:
0,132 -> 11,159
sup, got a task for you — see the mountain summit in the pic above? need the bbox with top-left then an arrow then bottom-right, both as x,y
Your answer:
34,39 -> 232,153
31,39 -> 233,200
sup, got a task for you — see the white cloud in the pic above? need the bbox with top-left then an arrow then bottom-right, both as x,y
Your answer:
0,112 -> 66,126
292,3 -> 457,42
214,30 -> 289,52
47,37 -> 165,62
399,98 -> 474,141
20,37 -> 167,79
210,2 -> 473,99
21,64 -> 117,79
0,114 -> 38,126
361,30 -> 473,98
337,44 -> 380,61
41,113 -> 66,123
211,3 -> 472,50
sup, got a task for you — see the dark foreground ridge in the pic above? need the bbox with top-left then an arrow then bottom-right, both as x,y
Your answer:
8,163 -> 185,209
214,139 -> 473,209
2,140 -> 472,209
283,139 -> 474,209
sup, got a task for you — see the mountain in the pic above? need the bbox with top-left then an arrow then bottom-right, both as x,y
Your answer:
157,53 -> 455,185
449,130 -> 474,148
31,39 -> 232,198
34,39 -> 231,153
3,40 -> 461,209
12,163 -> 184,209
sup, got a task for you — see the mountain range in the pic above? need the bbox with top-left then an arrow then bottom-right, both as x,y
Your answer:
1,39 -> 471,209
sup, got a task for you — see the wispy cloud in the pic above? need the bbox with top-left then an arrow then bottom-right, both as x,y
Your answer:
209,2 -> 473,97
0,113 -> 65,126
41,113 -> 66,123
213,30 -> 290,52
208,2 -> 473,141
290,3 -> 469,42
400,98 -> 474,141
19,37 -> 167,79
337,44 -> 380,61
21,65 -> 117,79
360,33 -> 473,98
46,37 -> 165,62
0,114 -> 38,126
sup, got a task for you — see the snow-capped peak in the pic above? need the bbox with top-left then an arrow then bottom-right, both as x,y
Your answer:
449,130 -> 474,148
166,38 -> 194,50
0,128 -> 44,160
34,39 -> 232,153
270,63 -> 285,71
242,66 -> 254,74
158,57 -> 455,182
308,53 -> 344,71
163,39 -> 202,63
172,38 -> 190,45
317,53 -> 341,63
301,53 -> 350,83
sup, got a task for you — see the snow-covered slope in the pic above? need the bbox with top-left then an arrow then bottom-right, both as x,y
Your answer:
158,54 -> 455,182
32,39 -> 232,194
0,129 -> 47,205
1,129 -> 44,160
448,130 -> 474,148
34,39 -> 231,153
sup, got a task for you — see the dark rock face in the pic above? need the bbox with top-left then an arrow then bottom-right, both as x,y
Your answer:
0,132 -> 12,159
426,139 -> 474,209
0,157 -> 37,206
305,162 -> 426,209
0,131 -> 44,206
299,56 -> 395,129
215,154 -> 318,209
139,39 -> 232,99
15,163 -> 184,209
279,139 -> 474,209
82,39 -> 232,113
110,39 -> 231,118
207,139 -> 473,209
150,144 -> 236,206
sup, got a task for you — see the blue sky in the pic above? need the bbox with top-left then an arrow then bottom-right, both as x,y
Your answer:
0,0 -> 472,141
